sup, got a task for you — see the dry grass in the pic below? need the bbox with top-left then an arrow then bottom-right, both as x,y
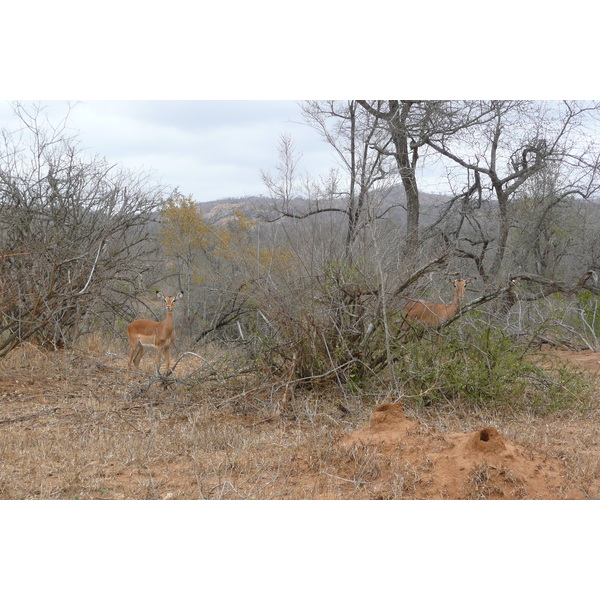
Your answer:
0,339 -> 599,500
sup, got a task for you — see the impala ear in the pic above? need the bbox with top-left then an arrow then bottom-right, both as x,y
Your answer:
175,291 -> 184,300
156,291 -> 165,300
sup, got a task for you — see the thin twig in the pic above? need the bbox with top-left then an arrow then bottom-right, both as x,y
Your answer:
321,471 -> 374,486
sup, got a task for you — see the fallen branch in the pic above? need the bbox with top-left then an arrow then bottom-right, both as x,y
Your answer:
0,407 -> 60,426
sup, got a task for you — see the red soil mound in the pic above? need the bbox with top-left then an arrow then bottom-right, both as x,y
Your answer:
340,402 -> 422,445
340,403 -> 574,499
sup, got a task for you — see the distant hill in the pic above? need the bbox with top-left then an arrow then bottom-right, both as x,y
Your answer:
197,186 -> 452,228
198,196 -> 272,226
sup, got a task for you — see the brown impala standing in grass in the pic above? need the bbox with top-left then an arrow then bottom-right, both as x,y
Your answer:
127,291 -> 183,374
401,279 -> 471,332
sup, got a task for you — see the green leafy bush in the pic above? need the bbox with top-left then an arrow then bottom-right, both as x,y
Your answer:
394,325 -> 593,413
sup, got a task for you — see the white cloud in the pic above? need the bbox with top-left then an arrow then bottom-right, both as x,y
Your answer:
0,100 -> 334,202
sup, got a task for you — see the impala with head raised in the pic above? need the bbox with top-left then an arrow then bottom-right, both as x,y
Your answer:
127,291 -> 183,374
401,279 -> 470,331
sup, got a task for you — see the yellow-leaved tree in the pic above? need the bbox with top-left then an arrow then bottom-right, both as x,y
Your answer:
159,193 -> 213,287
158,194 -> 293,344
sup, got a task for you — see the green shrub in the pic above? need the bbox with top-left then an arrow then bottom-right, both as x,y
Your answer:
394,325 -> 593,413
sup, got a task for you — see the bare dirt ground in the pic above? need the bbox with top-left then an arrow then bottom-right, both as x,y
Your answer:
0,342 -> 599,499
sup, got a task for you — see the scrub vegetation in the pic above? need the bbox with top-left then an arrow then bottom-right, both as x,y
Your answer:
2,100 -> 600,499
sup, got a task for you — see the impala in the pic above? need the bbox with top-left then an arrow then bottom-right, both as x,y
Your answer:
401,279 -> 470,330
127,291 -> 183,374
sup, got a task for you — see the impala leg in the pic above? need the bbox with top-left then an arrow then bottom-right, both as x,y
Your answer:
132,343 -> 144,369
128,340 -> 137,371
154,347 -> 163,376
164,346 -> 171,372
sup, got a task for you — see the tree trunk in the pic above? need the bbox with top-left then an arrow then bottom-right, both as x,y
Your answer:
488,184 -> 510,280
388,101 -> 420,264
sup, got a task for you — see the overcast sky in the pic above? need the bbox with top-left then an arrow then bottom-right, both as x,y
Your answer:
0,100 -> 340,203
3,3 -> 596,207
3,97 -> 599,207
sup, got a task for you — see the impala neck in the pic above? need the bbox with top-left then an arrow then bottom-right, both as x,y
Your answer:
163,307 -> 175,328
450,287 -> 462,315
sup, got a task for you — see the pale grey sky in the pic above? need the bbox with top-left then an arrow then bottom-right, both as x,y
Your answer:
3,98 -> 598,207
0,100 -> 337,203
1,3 -> 595,204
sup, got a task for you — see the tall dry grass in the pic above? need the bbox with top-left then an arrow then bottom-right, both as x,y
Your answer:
0,336 -> 598,499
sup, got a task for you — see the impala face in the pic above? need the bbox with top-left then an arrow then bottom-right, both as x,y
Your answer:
160,292 -> 182,312
453,279 -> 468,299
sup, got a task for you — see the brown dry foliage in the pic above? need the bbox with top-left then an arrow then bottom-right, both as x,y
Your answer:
0,338 -> 599,500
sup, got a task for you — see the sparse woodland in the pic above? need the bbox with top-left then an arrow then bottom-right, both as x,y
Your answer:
2,101 -> 600,414
3,100 -> 600,501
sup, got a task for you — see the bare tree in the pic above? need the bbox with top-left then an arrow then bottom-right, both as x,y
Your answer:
262,101 -> 398,265
422,100 -> 600,282
509,165 -> 583,278
0,102 -> 168,357
356,100 -> 445,262
255,102 -> 463,382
